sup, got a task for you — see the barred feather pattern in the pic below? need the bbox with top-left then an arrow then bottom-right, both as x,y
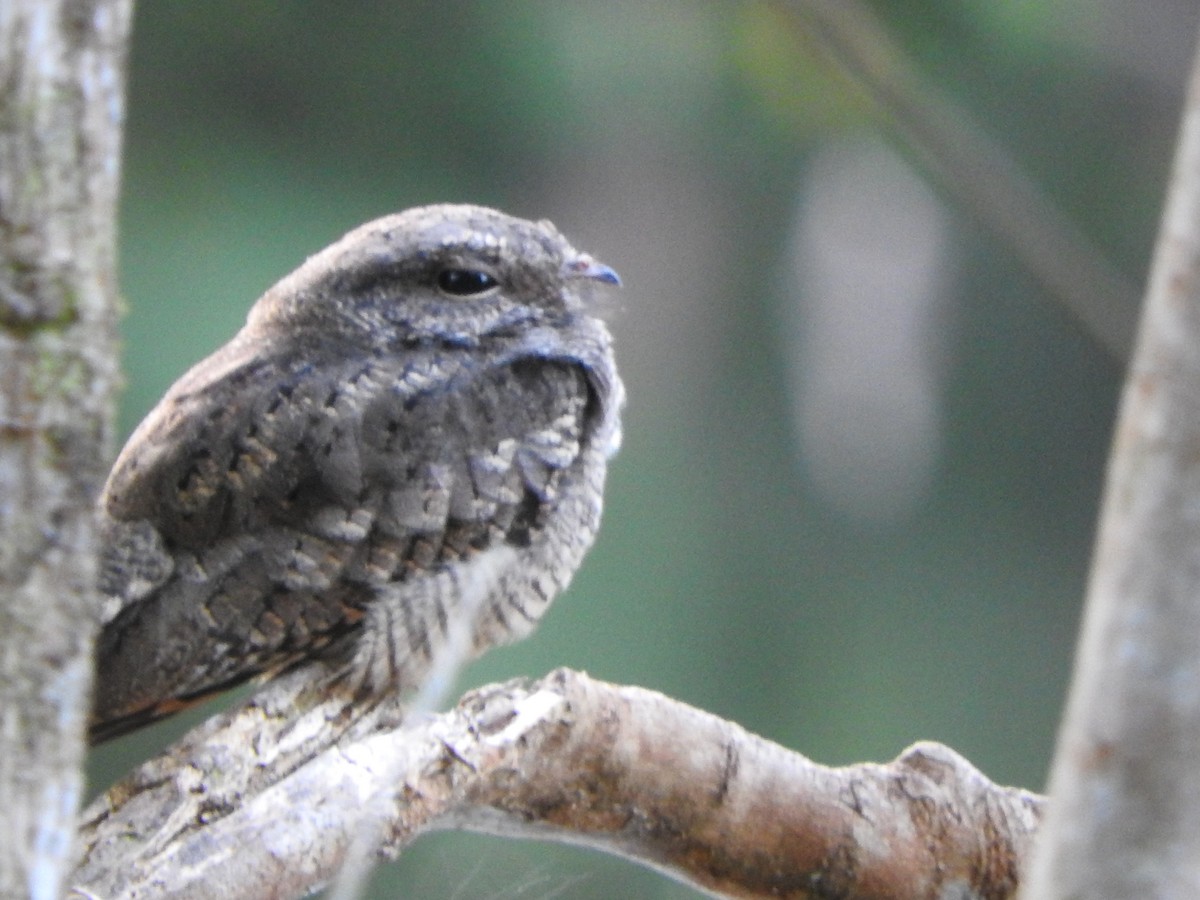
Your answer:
91,205 -> 622,743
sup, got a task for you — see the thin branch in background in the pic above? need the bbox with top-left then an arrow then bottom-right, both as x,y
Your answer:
73,669 -> 1043,899
781,0 -> 1142,360
1023,23 -> 1200,899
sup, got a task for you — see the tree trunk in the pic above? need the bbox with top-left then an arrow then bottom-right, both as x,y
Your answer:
1023,21 -> 1200,900
0,1 -> 130,896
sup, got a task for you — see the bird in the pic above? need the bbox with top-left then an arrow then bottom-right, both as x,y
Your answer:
89,204 -> 624,744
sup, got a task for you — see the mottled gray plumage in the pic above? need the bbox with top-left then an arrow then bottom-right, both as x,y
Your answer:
90,204 -> 623,743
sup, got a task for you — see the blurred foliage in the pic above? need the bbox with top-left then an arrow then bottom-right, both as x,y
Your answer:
90,1 -> 1190,896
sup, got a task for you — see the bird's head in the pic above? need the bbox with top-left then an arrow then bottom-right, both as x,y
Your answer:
249,204 -> 620,349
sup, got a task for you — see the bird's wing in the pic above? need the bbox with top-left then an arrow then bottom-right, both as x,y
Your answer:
91,340 -> 591,742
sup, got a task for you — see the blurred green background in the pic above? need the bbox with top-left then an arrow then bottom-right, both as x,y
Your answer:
89,1 -> 1194,896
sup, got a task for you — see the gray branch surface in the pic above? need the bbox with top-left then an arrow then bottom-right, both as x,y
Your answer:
1023,19 -> 1200,900
0,2 -> 130,898
76,669 -> 1042,899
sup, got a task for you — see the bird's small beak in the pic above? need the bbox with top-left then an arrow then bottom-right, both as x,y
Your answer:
564,254 -> 621,287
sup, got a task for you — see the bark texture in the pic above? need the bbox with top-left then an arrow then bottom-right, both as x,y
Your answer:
1024,20 -> 1200,900
0,1 -> 130,897
77,669 -> 1043,899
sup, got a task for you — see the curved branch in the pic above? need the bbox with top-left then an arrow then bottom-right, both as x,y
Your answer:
76,669 -> 1042,899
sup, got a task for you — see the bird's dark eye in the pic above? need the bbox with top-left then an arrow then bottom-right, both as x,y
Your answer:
436,268 -> 498,297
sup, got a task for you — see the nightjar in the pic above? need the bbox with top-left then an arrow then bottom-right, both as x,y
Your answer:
90,204 -> 623,743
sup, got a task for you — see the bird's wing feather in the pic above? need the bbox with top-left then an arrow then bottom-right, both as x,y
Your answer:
91,340 -> 590,742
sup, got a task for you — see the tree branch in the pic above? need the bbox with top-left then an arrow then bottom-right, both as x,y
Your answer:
1023,20 -> 1200,900
76,669 -> 1042,899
